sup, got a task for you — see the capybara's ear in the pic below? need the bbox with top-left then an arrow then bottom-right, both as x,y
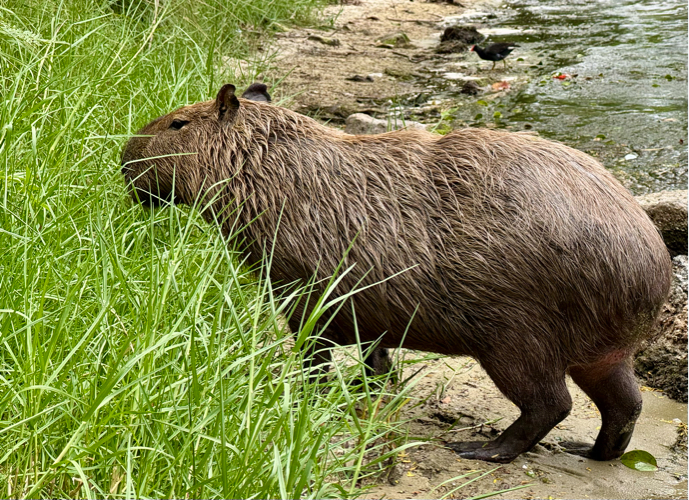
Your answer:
241,83 -> 271,102
216,84 -> 240,123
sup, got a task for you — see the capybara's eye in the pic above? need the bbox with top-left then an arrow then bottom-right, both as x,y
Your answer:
170,119 -> 189,130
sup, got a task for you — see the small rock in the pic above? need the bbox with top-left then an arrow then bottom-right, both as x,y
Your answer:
345,75 -> 374,82
307,35 -> 340,47
345,113 -> 430,135
436,26 -> 484,53
440,26 -> 484,44
460,80 -> 483,95
376,31 -> 412,48
435,40 -> 469,54
384,67 -> 414,80
635,189 -> 688,256
387,463 -> 404,485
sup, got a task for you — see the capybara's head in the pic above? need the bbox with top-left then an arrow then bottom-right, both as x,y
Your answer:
120,83 -> 269,207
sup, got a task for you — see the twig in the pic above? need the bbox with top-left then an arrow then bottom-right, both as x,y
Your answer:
391,50 -> 413,61
386,17 -> 437,25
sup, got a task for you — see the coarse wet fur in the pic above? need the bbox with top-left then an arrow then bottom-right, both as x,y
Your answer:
121,83 -> 672,463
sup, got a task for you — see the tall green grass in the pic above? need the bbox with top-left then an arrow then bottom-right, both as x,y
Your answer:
0,1 -> 421,497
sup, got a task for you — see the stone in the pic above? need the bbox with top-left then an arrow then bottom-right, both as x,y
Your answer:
307,35 -> 340,47
375,31 -> 411,48
384,67 -> 414,80
345,75 -> 373,82
440,26 -> 484,44
460,80 -> 483,95
635,189 -> 688,256
436,26 -> 484,53
344,113 -> 429,135
635,255 -> 688,402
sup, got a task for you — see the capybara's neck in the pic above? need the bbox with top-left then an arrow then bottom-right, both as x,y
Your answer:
202,100 -> 436,253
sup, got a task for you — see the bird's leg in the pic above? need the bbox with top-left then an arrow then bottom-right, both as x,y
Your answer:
503,59 -> 508,69
491,61 -> 496,71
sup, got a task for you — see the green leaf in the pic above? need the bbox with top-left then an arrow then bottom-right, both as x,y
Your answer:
476,100 -> 489,106
493,111 -> 502,119
474,113 -> 483,120
620,450 -> 658,471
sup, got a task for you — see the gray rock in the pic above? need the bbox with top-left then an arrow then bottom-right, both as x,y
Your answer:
635,189 -> 688,256
307,35 -> 340,47
375,31 -> 411,48
635,255 -> 688,402
344,113 -> 429,135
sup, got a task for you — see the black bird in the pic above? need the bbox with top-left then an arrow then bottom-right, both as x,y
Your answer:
470,43 -> 519,70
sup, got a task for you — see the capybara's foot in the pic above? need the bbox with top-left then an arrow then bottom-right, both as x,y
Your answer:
560,440 -> 628,461
445,441 -> 519,463
569,359 -> 642,461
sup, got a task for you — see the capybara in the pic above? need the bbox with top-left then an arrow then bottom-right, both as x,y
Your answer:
121,83 -> 672,463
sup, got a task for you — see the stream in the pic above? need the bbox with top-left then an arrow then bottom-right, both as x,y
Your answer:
424,0 -> 688,195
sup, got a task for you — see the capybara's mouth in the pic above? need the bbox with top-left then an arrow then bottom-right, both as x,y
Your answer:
129,186 -> 178,207
121,162 -> 179,207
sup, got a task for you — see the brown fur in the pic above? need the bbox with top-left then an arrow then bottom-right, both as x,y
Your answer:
121,84 -> 672,463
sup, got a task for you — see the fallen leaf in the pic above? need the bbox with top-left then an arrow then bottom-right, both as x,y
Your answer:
620,450 -> 658,472
491,81 -> 511,90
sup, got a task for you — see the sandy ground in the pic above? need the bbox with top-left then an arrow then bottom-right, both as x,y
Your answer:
263,0 -> 519,125
359,355 -> 687,500
256,0 -> 688,498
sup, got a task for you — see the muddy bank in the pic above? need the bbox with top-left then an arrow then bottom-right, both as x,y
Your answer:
267,0 -> 466,122
636,255 -> 688,403
360,355 -> 687,500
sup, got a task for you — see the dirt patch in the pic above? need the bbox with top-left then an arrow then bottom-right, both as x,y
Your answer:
264,0 -> 513,125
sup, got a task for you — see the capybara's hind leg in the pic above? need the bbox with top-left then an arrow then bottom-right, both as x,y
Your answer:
566,357 -> 642,460
364,347 -> 392,378
447,361 -> 572,463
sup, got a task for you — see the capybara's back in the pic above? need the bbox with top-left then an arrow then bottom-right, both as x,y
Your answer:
121,84 -> 672,463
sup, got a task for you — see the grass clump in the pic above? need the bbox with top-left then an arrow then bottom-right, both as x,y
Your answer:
0,0 -> 419,497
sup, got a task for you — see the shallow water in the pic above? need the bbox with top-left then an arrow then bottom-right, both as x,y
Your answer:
451,0 -> 688,194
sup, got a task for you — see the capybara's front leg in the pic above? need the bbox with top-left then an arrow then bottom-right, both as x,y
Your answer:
301,337 -> 333,384
564,357 -> 642,460
364,347 -> 392,378
446,359 -> 572,463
